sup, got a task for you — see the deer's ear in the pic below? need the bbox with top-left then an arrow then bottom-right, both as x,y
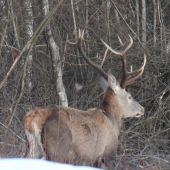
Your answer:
99,76 -> 109,92
108,73 -> 119,93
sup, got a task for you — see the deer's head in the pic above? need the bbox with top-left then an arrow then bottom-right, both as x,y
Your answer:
69,30 -> 146,118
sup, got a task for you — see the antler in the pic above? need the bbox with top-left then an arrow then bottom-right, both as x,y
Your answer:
101,35 -> 146,89
68,29 -> 108,80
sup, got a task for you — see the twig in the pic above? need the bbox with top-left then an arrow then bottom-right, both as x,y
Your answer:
0,0 -> 66,90
1,45 -> 21,53
8,54 -> 29,126
110,0 -> 150,57
138,155 -> 170,164
0,122 -> 26,143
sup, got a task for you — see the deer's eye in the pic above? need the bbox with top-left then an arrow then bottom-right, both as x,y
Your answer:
128,96 -> 132,100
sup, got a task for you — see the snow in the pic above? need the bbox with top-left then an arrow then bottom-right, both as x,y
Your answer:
0,158 -> 101,170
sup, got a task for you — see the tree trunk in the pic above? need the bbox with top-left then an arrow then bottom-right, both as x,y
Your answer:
22,0 -> 33,93
141,0 -> 146,44
153,0 -> 157,53
135,0 -> 139,37
42,0 -> 68,107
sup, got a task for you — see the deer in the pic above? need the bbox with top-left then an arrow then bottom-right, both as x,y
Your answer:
24,30 -> 146,169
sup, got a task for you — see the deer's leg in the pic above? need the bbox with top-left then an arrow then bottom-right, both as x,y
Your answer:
25,130 -> 44,159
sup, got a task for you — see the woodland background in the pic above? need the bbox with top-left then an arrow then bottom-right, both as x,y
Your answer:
0,0 -> 170,169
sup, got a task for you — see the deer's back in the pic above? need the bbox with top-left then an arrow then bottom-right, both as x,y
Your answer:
40,105 -> 116,165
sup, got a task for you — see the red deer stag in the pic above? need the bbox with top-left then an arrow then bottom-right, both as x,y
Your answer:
24,30 -> 146,169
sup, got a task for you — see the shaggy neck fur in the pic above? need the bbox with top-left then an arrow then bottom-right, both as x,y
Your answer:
101,87 -> 122,133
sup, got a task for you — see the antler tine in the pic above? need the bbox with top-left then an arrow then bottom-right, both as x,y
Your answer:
101,35 -> 146,89
117,35 -> 123,46
68,29 -> 84,45
79,29 -> 84,39
100,48 -> 109,67
69,29 -> 108,80
120,54 -> 146,89
123,54 -> 146,86
127,54 -> 146,75
100,35 -> 133,56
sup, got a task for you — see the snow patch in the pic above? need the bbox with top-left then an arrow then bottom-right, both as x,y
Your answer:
0,158 -> 101,170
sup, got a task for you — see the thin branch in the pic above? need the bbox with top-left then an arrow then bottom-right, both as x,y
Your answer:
110,0 -> 150,57
0,0 -> 10,57
0,0 -> 66,90
0,122 -> 26,142
8,53 -> 30,126
1,45 -> 21,53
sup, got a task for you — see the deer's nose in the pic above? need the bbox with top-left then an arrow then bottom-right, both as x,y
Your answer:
136,107 -> 144,117
141,107 -> 144,115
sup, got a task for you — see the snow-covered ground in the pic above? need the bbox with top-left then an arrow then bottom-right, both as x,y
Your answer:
0,158 -> 101,170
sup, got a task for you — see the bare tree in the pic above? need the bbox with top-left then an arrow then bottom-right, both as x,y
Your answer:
141,0 -> 146,44
135,0 -> 140,37
22,0 -> 33,93
42,0 -> 68,107
153,0 -> 157,52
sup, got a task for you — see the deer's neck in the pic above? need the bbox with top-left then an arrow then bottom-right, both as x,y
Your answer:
101,87 -> 122,131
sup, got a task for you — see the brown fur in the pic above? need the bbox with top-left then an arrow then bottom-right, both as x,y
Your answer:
24,80 -> 144,169
102,87 -> 122,122
24,107 -> 52,133
24,32 -> 145,168
26,105 -> 117,168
